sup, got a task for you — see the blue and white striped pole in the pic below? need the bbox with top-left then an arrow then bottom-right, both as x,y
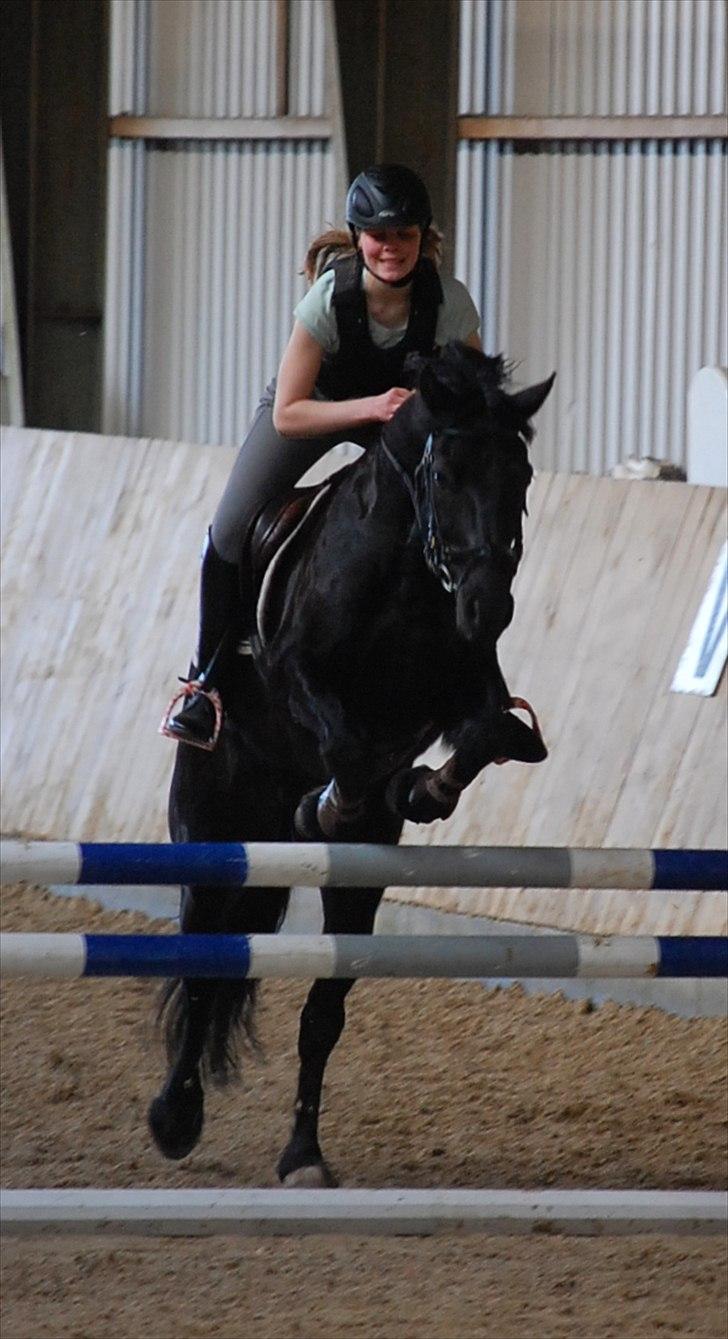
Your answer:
1,932 -> 726,980
2,841 -> 727,891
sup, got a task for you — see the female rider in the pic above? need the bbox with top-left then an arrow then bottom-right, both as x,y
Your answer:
165,163 -> 482,748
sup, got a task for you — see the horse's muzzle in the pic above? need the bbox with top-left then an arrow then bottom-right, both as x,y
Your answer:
455,568 -> 514,643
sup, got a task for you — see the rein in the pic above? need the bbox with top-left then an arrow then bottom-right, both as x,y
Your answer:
380,431 -> 492,596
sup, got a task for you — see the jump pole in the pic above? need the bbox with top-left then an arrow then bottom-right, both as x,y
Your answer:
2,840 -> 727,890
2,1187 -> 725,1238
2,931 -> 727,979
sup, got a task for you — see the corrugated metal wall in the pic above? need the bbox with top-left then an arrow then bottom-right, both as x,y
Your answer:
460,0 -> 726,116
456,0 -> 728,474
105,0 -> 726,467
138,143 -> 333,446
104,0 -> 338,444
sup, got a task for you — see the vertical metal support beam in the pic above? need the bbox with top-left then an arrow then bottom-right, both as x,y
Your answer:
275,0 -> 289,119
0,145 -> 25,424
333,0 -> 381,178
25,0 -> 107,430
375,0 -> 387,162
380,0 -> 458,236
333,0 -> 458,237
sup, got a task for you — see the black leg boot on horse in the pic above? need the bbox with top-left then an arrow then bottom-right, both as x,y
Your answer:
161,530 -> 246,750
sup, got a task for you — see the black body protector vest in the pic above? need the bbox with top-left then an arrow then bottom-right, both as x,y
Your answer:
315,254 -> 444,401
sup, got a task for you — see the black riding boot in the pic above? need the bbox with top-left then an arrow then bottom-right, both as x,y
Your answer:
165,531 -> 243,748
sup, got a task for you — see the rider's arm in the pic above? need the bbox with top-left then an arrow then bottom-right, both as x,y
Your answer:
272,321 -> 411,439
437,276 -> 482,353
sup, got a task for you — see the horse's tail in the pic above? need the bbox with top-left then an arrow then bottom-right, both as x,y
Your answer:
155,975 -> 262,1088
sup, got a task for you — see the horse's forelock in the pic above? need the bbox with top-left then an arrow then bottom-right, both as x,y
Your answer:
408,344 -> 538,450
416,343 -> 513,409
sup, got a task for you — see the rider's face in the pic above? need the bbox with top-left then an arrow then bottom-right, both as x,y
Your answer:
358,226 -> 421,284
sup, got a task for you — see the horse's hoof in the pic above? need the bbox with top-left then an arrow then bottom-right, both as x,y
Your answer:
489,710 -> 548,764
277,1135 -> 338,1187
281,1162 -> 338,1189
386,765 -> 429,816
147,1089 -> 204,1160
386,765 -> 457,824
294,788 -> 325,840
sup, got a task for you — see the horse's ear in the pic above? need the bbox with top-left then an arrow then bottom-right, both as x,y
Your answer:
507,372 -> 556,421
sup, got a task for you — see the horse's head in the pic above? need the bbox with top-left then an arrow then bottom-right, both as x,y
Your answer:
405,342 -> 555,645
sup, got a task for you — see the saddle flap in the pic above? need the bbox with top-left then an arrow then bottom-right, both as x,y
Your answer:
249,483 -> 333,648
248,484 -> 324,582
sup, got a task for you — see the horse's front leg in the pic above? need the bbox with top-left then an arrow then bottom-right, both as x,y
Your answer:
277,886 -> 382,1187
280,792 -> 403,1185
294,775 -> 371,840
286,661 -> 366,763
295,734 -> 412,840
387,703 -> 547,824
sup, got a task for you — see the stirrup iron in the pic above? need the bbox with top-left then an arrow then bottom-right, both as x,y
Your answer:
159,679 -> 223,751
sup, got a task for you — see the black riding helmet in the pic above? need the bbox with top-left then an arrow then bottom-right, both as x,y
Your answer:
346,164 -> 433,234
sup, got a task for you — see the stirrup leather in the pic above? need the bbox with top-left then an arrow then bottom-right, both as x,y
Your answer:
158,679 -> 223,751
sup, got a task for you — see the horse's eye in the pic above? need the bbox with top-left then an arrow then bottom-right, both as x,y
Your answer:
433,471 -> 449,487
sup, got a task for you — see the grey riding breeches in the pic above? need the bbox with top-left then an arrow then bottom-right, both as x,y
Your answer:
210,381 -> 376,564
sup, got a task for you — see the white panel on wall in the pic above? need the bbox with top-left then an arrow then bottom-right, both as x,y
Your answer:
140,141 -> 334,445
104,0 -> 339,444
108,0 -> 147,116
104,141 -> 146,437
106,139 -> 334,444
289,0 -> 329,117
459,0 -> 727,116
457,0 -> 727,474
117,0 -> 332,119
145,0 -> 277,118
456,139 -> 728,474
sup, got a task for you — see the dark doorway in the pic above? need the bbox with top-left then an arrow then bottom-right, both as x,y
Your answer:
333,0 -> 458,240
1,0 -> 107,429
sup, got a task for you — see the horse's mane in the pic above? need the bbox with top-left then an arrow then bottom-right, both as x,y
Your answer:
433,342 -> 511,395
403,342 -> 535,442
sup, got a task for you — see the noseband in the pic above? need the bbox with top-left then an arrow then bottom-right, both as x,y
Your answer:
381,430 -> 524,596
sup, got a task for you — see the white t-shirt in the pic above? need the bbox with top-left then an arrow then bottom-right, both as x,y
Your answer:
294,267 -> 480,354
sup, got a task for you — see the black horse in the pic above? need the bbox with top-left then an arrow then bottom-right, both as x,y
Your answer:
149,342 -> 554,1186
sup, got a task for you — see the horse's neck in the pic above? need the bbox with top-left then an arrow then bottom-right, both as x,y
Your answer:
381,404 -> 435,503
368,433 -> 423,539
306,408 -> 428,567
381,406 -> 429,477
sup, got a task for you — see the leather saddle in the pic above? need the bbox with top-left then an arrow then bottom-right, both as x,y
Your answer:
247,483 -> 324,585
245,480 -> 333,646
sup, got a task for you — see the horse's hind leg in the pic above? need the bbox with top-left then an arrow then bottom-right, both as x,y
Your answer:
149,883 -> 288,1160
148,885 -> 231,1159
277,885 -> 383,1187
148,979 -> 213,1159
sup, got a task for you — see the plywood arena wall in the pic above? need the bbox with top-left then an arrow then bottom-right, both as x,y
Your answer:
1,426 -> 726,936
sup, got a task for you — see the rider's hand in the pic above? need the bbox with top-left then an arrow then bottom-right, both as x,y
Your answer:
368,387 -> 415,422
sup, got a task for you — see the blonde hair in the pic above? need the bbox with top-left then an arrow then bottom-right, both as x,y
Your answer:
303,224 -> 444,285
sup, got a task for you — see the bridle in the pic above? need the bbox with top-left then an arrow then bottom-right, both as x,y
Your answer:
381,429 -> 526,596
